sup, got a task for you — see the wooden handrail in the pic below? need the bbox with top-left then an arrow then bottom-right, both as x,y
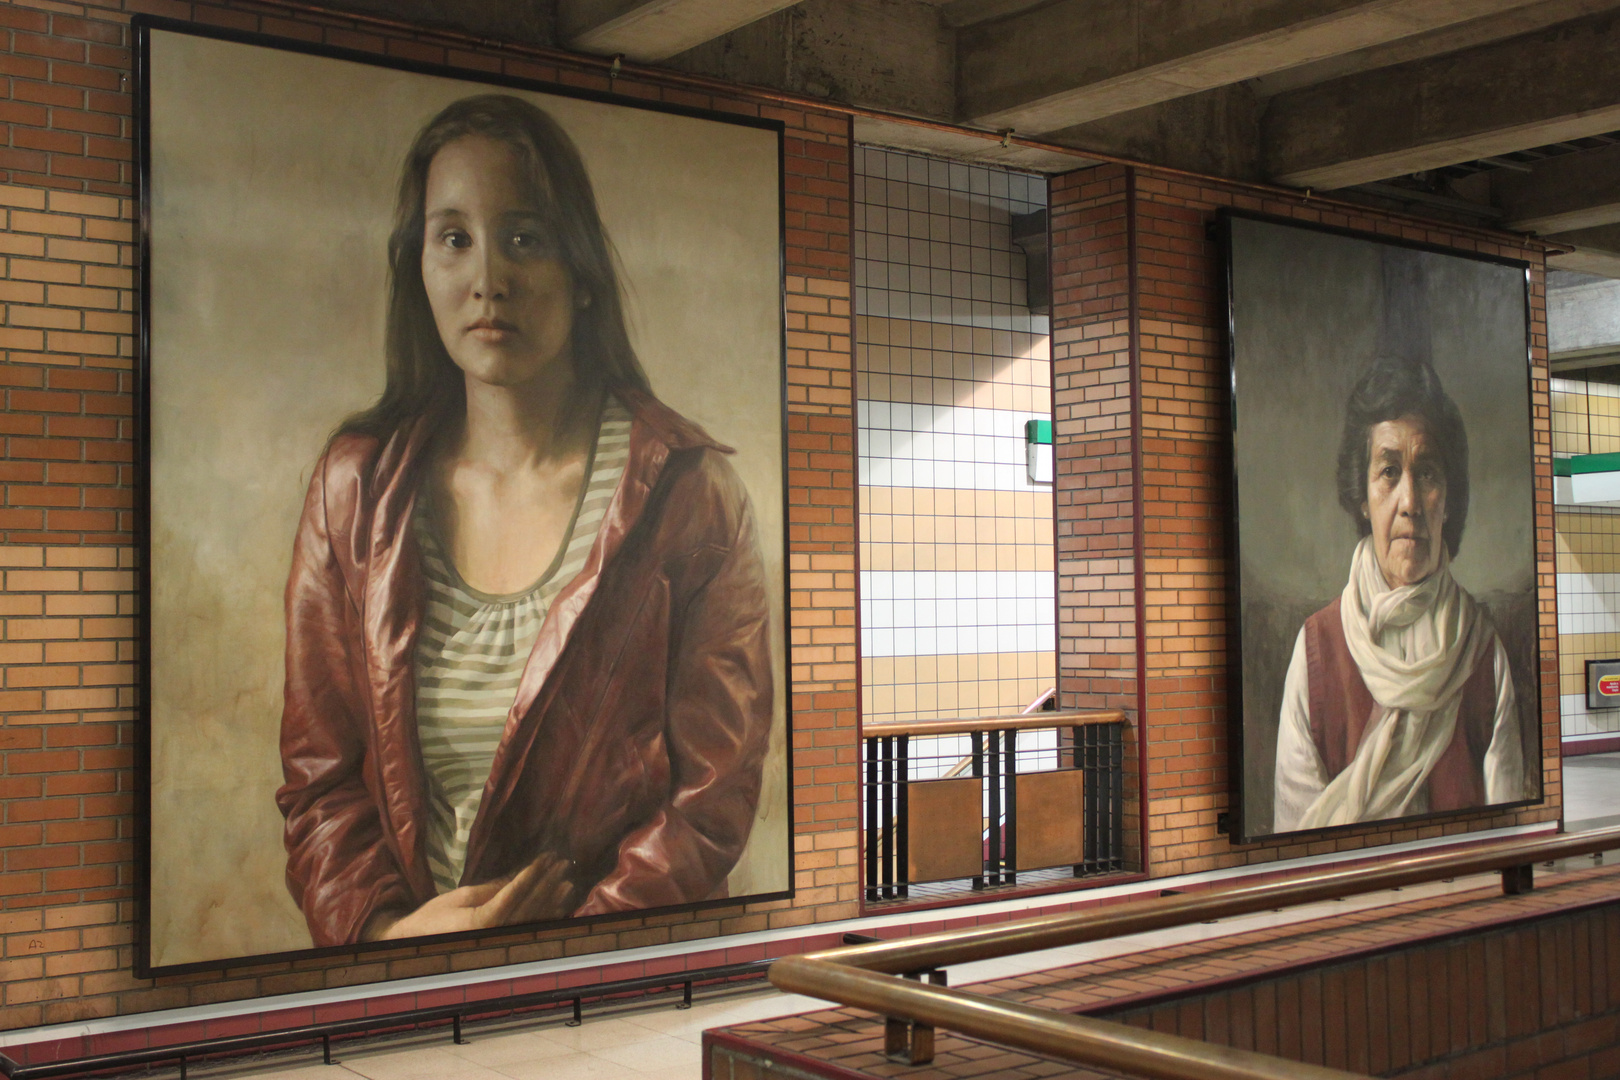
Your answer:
862,709 -> 1124,738
770,825 -> 1620,1079
798,823 -> 1620,973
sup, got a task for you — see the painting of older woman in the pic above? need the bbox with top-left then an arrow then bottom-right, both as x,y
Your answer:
1272,356 -> 1526,833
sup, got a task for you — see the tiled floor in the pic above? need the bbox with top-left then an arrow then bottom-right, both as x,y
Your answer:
181,987 -> 831,1080
1565,752 -> 1620,830
97,765 -> 1620,1080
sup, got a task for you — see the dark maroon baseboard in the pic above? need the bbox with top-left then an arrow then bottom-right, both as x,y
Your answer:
1563,736 -> 1620,757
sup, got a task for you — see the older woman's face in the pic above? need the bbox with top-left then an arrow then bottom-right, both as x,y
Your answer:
1363,415 -> 1447,588
421,135 -> 574,390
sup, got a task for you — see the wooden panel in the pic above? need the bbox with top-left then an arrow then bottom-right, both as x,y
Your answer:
906,777 -> 984,884
1015,769 -> 1085,871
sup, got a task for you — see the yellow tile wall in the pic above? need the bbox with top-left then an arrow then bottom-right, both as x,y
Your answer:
1555,506 -> 1620,736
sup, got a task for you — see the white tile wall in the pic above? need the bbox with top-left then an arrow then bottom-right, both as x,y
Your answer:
1562,694 -> 1620,739
1552,377 -> 1620,400
1556,572 -> 1620,635
857,400 -> 1050,493
854,147 -> 1047,335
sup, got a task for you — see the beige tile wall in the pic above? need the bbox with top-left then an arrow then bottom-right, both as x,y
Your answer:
1553,377 -> 1620,741
862,487 -> 1054,573
1553,378 -> 1620,456
1556,505 -> 1620,737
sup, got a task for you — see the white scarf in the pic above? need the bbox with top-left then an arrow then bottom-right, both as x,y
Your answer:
1296,537 -> 1492,829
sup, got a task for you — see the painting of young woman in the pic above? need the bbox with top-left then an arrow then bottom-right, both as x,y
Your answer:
140,23 -> 789,972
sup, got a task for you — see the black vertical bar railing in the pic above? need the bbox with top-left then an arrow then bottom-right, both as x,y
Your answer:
971,729 -> 985,891
881,735 -> 895,899
1079,723 -> 1100,876
861,711 -> 1127,904
896,734 -> 909,900
1003,728 -> 1017,887
985,730 -> 1003,885
1109,720 -> 1124,870
865,733 -> 879,900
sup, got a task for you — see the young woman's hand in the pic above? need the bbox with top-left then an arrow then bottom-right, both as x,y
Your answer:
480,850 -> 580,926
365,853 -> 579,940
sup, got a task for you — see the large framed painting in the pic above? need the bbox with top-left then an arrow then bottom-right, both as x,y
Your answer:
1222,210 -> 1541,844
136,18 -> 791,974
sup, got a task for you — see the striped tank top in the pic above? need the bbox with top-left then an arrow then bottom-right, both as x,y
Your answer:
412,398 -> 632,893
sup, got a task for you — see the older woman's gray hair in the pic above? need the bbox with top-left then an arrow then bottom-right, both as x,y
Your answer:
1333,356 -> 1470,559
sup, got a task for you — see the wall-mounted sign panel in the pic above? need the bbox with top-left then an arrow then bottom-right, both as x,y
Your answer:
1587,660 -> 1620,710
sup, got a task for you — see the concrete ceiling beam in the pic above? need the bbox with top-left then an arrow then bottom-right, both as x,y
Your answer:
957,0 -> 1553,136
1267,8 -> 1620,189
1499,141 -> 1620,234
938,0 -> 1049,30
1547,223 -> 1620,278
1247,0 -> 1620,98
560,0 -> 801,61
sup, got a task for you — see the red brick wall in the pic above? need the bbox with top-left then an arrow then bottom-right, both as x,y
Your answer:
0,0 -> 1565,1036
1112,901 -> 1620,1080
0,0 -> 860,1031
1049,164 -> 1561,878
1049,163 -> 1142,865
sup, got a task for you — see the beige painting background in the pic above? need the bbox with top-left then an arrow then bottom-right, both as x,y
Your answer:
145,29 -> 788,970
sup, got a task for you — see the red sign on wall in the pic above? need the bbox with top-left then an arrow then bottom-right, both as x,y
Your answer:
1589,660 -> 1620,709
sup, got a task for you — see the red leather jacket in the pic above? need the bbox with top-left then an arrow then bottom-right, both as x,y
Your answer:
275,390 -> 774,947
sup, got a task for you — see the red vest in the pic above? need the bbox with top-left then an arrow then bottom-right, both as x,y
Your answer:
1303,596 -> 1496,813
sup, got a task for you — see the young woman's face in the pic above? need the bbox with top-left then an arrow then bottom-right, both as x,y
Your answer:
421,135 -> 575,390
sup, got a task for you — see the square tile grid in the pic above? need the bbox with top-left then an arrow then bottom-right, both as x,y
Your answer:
1556,506 -> 1620,737
854,145 -> 1057,726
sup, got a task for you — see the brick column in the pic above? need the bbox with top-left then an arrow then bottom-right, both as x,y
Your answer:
1049,163 -> 1141,868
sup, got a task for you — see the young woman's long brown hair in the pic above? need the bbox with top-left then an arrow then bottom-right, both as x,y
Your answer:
340,93 -> 651,442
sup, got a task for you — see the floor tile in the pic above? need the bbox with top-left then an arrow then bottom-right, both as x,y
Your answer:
590,1034 -> 700,1071
486,1051 -> 641,1080
1565,753 -> 1620,827
521,1017 -> 666,1055
338,1046 -> 512,1080
446,1030 -> 566,1068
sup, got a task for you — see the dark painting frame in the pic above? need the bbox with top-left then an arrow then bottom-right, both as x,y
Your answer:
1221,209 -> 1542,845
135,16 -> 794,977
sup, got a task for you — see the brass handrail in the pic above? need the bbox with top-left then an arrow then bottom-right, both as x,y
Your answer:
771,955 -> 1370,1080
769,824 -> 1620,1079
861,708 -> 1124,738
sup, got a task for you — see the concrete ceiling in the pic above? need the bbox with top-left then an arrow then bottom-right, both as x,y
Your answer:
343,0 -> 1620,276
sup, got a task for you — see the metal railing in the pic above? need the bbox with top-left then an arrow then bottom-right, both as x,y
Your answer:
772,824 -> 1620,1080
0,958 -> 773,1080
862,709 -> 1126,903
